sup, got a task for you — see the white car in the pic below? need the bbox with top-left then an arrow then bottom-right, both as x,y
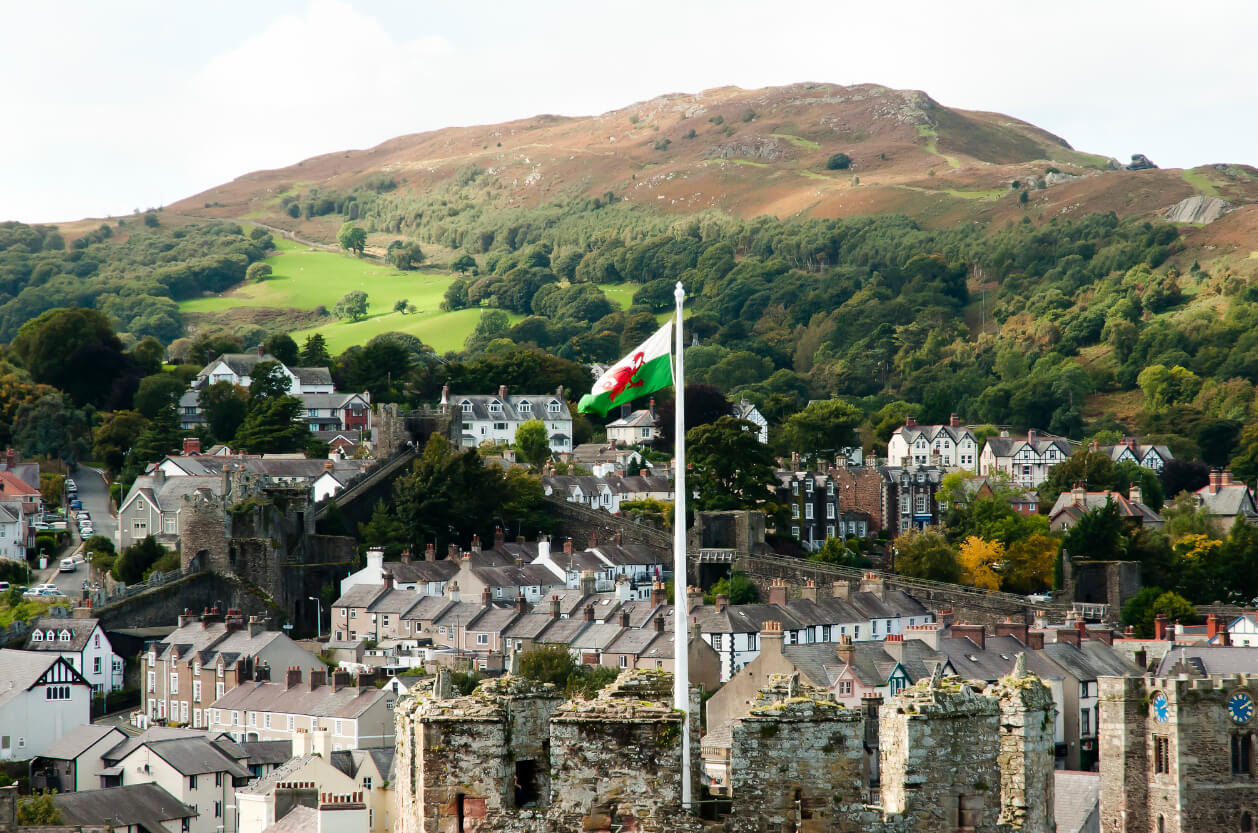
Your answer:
59,558 -> 77,573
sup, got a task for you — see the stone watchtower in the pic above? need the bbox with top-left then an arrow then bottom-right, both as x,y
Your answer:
1100,674 -> 1258,833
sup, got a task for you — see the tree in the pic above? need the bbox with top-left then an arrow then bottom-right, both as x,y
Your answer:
1121,587 -> 1198,638
957,536 -> 1002,591
810,538 -> 872,568
705,571 -> 759,604
126,404 -> 184,468
13,393 -> 90,465
233,396 -> 307,453
687,417 -> 777,510
515,419 -> 551,470
1001,533 -> 1058,594
778,399 -> 861,460
17,792 -> 61,825
358,500 -> 408,559
263,333 -> 299,366
248,361 -> 292,402
131,337 -> 165,375
300,333 -> 333,367
11,307 -> 138,409
393,299 -> 409,314
93,410 -> 148,473
337,222 -> 367,256
519,645 -> 579,688
655,384 -> 733,445
133,373 -> 186,419
451,254 -> 477,274
464,310 -> 510,353
825,153 -> 851,170
112,535 -> 168,584
333,290 -> 369,322
1062,500 -> 1128,561
198,382 -> 249,443
893,529 -> 961,583
386,240 -> 424,270
246,262 -> 273,282
39,472 -> 65,509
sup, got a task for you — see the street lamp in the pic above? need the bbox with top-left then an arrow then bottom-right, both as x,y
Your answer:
308,596 -> 322,640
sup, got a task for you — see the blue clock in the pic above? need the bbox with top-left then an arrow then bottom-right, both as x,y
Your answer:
1152,692 -> 1170,723
1228,692 -> 1255,724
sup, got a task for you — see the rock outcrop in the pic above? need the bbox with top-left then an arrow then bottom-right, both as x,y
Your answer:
1164,195 -> 1232,224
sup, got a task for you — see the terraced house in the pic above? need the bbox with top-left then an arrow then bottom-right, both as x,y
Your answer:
978,428 -> 1074,488
886,414 -> 979,471
442,384 -> 573,453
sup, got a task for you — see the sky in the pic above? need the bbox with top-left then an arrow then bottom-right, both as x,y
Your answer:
2,0 -> 1255,223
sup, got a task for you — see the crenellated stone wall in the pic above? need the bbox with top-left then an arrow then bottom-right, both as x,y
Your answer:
395,666 -> 1056,833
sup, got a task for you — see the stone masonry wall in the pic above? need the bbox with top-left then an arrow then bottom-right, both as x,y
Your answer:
1100,674 -> 1258,833
987,663 -> 1056,832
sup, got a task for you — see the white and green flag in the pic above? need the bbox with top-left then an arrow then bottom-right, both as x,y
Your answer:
577,320 -> 673,417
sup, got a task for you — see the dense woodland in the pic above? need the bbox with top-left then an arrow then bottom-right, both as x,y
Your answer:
3,190 -> 1258,624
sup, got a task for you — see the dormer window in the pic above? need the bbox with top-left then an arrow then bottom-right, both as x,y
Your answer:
31,631 -> 42,642
518,401 -> 531,413
488,400 -> 503,414
548,400 -> 561,414
60,630 -> 71,642
460,400 -> 473,414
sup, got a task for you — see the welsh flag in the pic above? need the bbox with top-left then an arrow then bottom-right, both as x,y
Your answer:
578,321 -> 673,417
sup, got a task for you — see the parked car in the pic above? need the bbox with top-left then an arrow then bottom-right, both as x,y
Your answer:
69,499 -> 82,510
79,526 -> 94,537
24,587 -> 66,599
59,558 -> 77,573
64,479 -> 76,490
0,582 -> 11,592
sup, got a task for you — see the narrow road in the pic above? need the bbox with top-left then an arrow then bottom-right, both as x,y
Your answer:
35,466 -> 116,597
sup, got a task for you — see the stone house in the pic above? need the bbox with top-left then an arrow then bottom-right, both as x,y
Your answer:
886,414 -> 979,471
1193,468 -> 1258,530
979,428 -> 1073,488
117,471 -> 221,551
443,385 -> 573,453
207,667 -> 397,750
139,610 -> 325,730
24,616 -> 124,694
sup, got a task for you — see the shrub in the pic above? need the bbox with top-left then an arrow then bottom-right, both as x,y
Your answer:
825,153 -> 851,170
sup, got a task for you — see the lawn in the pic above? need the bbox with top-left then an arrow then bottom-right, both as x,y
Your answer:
179,238 -> 514,354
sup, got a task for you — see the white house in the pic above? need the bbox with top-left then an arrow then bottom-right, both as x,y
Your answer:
886,415 -> 979,471
25,617 -> 125,694
734,400 -> 769,444
30,723 -> 127,793
193,352 -> 333,396
979,429 -> 1073,488
442,385 -> 573,454
338,547 -> 460,597
0,650 -> 92,760
1096,437 -> 1173,472
0,501 -> 25,561
606,407 -> 659,447
100,729 -> 255,833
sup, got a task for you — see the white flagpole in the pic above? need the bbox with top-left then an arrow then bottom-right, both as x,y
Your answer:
672,280 -> 691,809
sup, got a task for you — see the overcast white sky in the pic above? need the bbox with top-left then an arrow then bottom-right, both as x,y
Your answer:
2,0 -> 1253,223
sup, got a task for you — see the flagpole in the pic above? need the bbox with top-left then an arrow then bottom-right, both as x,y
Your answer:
672,280 -> 691,809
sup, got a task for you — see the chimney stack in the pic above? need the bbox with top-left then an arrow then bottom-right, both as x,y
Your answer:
499,385 -> 508,400
286,667 -> 302,689
687,586 -> 703,611
255,663 -> 270,683
183,437 -> 201,456
768,578 -> 788,607
400,548 -> 412,565
1129,484 -> 1142,506
950,623 -> 986,650
425,543 -> 436,562
832,580 -> 852,602
1207,614 -> 1222,641
515,593 -> 528,614
584,604 -> 594,623
309,668 -> 327,690
1027,631 -> 1045,650
580,571 -> 596,596
651,581 -> 667,607
715,594 -> 729,613
883,633 -> 904,661
799,580 -> 817,603
905,416 -> 917,428
563,538 -> 574,555
994,620 -> 1029,645
481,587 -> 491,607
949,413 -> 960,428
331,669 -> 351,692
1154,613 -> 1169,641
654,613 -> 665,633
471,534 -> 481,553
760,621 -> 784,658
836,635 -> 854,666
620,609 -> 631,628
550,596 -> 561,619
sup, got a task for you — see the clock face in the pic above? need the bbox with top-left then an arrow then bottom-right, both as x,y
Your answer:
1228,692 -> 1255,724
1152,692 -> 1170,723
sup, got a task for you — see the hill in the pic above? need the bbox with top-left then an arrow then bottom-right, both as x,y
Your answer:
170,82 -> 1258,271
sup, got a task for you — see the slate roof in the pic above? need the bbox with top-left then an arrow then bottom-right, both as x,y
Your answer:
239,752 -> 320,795
25,617 -> 100,652
568,623 -> 625,651
239,739 -> 294,766
210,679 -> 394,719
54,783 -> 196,831
103,727 -> 215,762
937,635 -> 1024,682
823,640 -> 949,688
1049,491 -> 1162,525
202,352 -> 274,378
892,423 -> 976,445
1195,483 -> 1258,518
292,367 -> 333,387
470,564 -> 565,589
37,723 -> 123,761
0,503 -> 18,525
140,737 -> 253,777
401,595 -> 455,623
1155,645 -> 1258,676
451,393 -> 571,422
332,747 -> 395,781
1054,771 -> 1101,833
154,621 -> 306,668
381,559 -> 461,585
122,474 -> 221,513
607,409 -> 657,429
603,626 -> 663,657
638,632 -> 679,661
1098,441 -> 1172,464
502,613 -> 555,639
982,433 -> 1072,459
298,392 -> 367,410
264,804 -> 319,833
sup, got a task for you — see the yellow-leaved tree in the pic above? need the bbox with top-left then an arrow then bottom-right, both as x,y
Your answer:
957,536 -> 1003,591
1002,533 -> 1059,594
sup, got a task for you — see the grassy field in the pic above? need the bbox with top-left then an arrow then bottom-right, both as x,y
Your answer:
180,238 -> 510,354
1181,169 -> 1222,198
770,133 -> 820,150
